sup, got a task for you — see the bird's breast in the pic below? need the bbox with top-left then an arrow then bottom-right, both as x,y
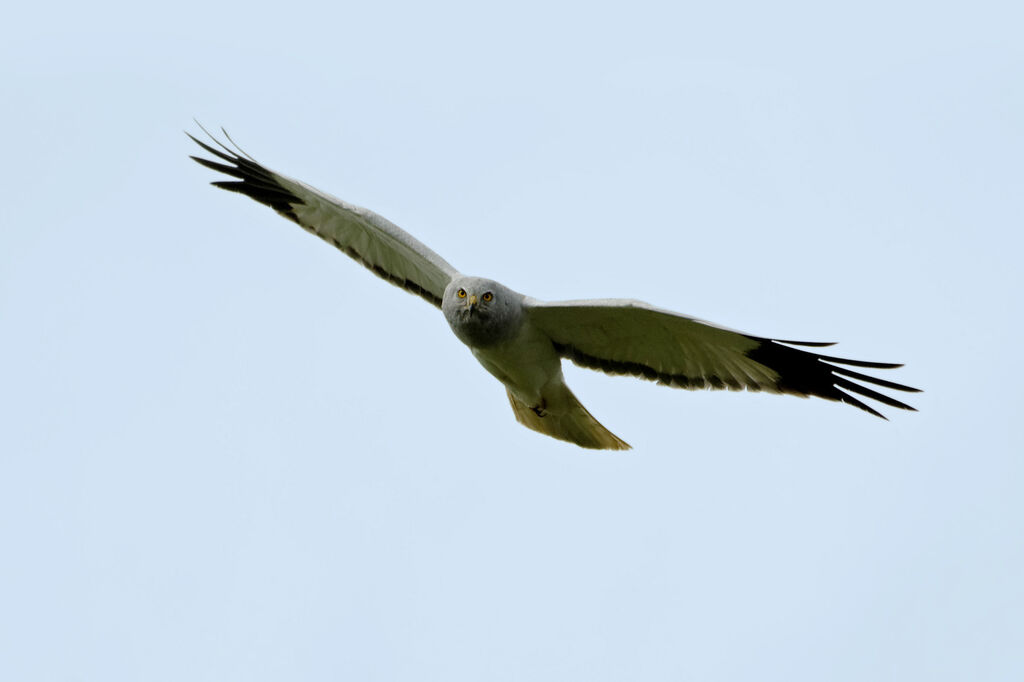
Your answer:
468,323 -> 562,406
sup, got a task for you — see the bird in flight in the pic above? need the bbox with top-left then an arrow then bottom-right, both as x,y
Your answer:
189,126 -> 919,450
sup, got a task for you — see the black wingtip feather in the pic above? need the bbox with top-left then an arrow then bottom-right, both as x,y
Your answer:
817,354 -> 905,369
220,127 -> 258,162
835,388 -> 888,419
833,376 -> 916,411
773,339 -> 838,347
829,364 -> 922,393
189,127 -> 305,223
190,155 -> 248,179
186,132 -> 238,165
745,338 -> 920,419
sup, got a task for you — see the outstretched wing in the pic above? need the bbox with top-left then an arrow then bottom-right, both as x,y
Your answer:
526,298 -> 920,418
188,127 -> 460,307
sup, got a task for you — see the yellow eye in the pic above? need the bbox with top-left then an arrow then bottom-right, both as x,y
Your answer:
457,288 -> 466,298
482,292 -> 493,302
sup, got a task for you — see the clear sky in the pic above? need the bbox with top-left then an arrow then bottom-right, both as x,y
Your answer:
2,1 -> 1022,680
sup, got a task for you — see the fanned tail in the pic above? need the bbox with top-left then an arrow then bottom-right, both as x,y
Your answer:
506,388 -> 631,451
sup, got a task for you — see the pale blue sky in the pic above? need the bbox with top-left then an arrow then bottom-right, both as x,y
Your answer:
2,1 -> 1022,680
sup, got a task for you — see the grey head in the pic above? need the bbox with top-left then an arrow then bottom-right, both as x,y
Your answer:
442,276 -> 525,349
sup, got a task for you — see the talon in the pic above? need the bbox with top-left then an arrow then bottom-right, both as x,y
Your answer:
531,401 -> 547,418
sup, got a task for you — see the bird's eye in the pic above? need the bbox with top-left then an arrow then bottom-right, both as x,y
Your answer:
457,288 -> 466,298
482,292 -> 493,302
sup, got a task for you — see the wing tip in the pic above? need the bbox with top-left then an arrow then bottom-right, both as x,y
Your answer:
747,337 -> 920,418
774,339 -> 838,347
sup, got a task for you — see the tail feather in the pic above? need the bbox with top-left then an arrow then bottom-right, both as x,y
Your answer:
506,388 -> 631,451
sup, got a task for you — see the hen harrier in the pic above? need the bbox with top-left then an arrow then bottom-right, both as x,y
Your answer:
189,127 -> 918,450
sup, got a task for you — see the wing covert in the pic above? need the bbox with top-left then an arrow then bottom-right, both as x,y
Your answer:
188,128 -> 459,307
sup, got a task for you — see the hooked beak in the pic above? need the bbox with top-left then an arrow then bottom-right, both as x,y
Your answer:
466,294 -> 478,313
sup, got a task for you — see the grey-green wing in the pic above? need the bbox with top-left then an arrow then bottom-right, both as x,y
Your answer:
526,298 -> 920,418
189,129 -> 459,307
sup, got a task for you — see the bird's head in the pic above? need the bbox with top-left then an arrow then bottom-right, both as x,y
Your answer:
442,276 -> 523,347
